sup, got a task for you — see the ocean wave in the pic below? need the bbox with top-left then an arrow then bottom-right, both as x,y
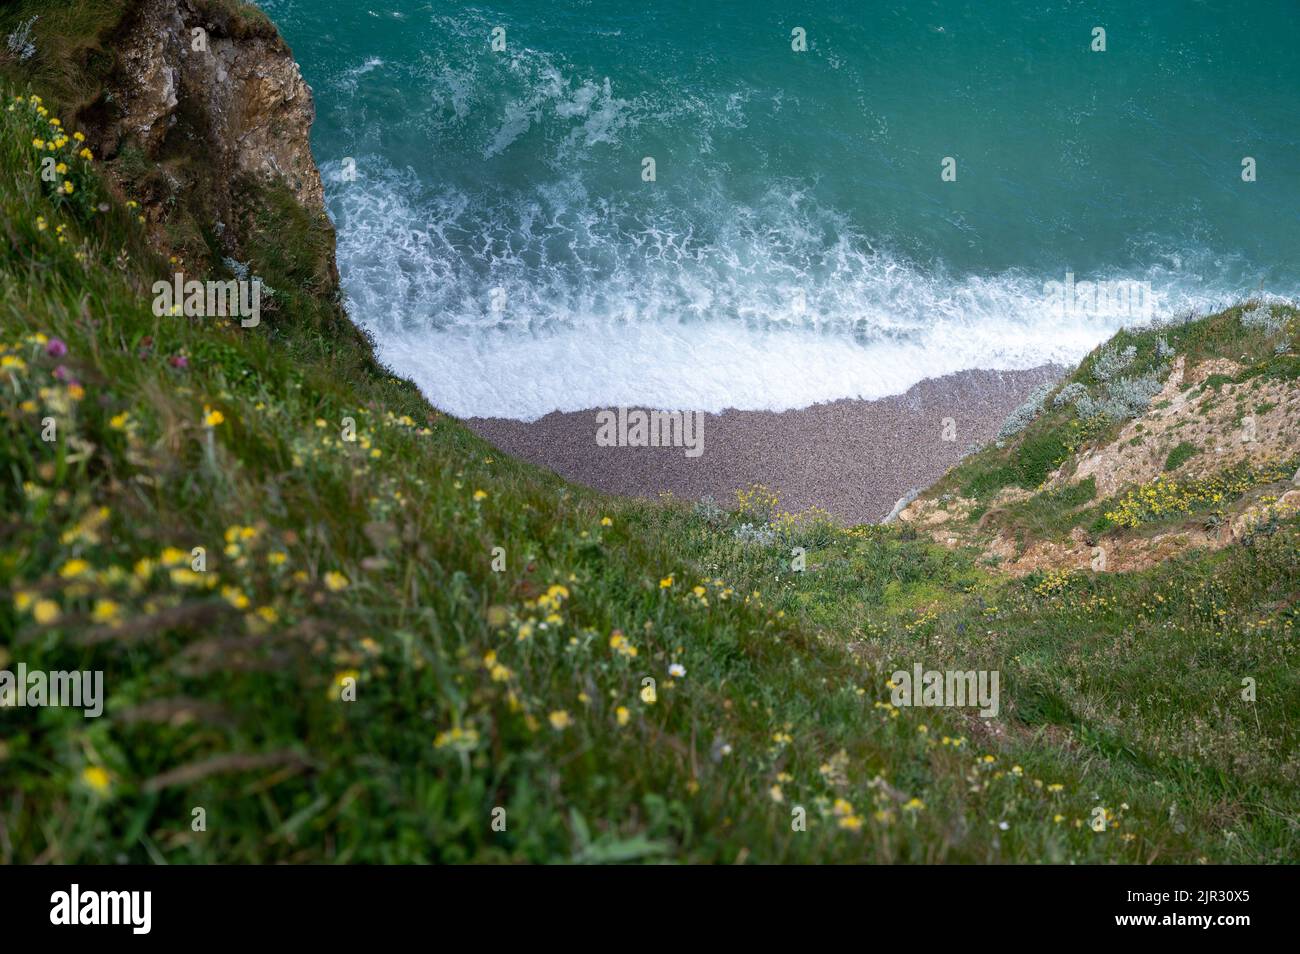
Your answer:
322,157 -> 1252,419
292,3 -> 1297,421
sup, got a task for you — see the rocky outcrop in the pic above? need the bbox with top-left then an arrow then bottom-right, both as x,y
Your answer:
1056,356 -> 1300,497
899,347 -> 1300,575
97,0 -> 325,253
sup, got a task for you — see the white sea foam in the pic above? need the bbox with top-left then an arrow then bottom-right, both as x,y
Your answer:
314,28 -> 1266,422
324,159 -> 1238,420
369,317 -> 1108,420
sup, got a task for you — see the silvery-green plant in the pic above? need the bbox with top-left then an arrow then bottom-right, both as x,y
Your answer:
6,16 -> 38,62
1240,304 -> 1284,336
1073,394 -> 1102,419
1092,344 -> 1136,383
997,381 -> 1054,440
692,494 -> 725,527
222,257 -> 251,280
732,522 -> 777,547
1052,382 -> 1088,408
1076,371 -> 1163,421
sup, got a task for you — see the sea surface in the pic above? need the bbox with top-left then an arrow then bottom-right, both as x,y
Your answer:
259,0 -> 1300,419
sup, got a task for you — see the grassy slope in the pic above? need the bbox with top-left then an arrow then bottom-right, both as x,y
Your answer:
921,304 -> 1300,569
938,307 -> 1300,508
1,7 -> 1297,864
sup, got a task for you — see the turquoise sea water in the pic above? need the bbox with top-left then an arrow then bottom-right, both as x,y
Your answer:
259,0 -> 1300,418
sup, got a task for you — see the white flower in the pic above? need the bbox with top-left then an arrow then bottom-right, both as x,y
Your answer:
668,663 -> 686,678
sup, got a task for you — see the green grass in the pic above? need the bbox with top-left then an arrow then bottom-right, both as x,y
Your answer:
954,418 -> 1079,499
1164,441 -> 1198,472
0,2 -> 125,113
2,32 -> 1298,865
0,1 -> 276,112
1238,353 -> 1300,385
1096,458 -> 1298,532
941,301 -> 1299,504
980,477 -> 1101,545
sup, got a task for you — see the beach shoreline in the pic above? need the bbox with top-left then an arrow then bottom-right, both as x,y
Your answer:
466,365 -> 1065,524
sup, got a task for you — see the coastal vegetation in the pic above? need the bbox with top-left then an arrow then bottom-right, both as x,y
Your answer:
1,2 -> 1297,864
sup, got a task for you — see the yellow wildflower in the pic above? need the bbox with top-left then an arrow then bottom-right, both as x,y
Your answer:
81,766 -> 112,795
433,726 -> 479,752
91,600 -> 121,624
33,599 -> 61,625
58,558 -> 90,579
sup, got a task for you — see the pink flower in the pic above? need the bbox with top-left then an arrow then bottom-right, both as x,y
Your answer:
52,364 -> 71,381
169,354 -> 188,369
46,338 -> 67,358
